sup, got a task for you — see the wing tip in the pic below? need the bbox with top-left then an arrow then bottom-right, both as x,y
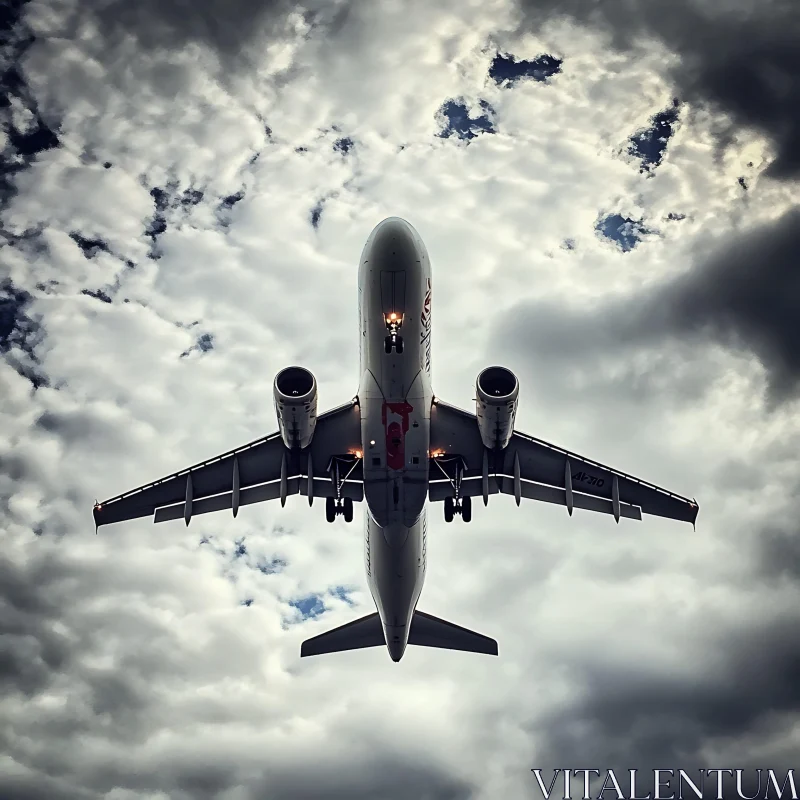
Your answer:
93,502 -> 103,533
689,498 -> 699,529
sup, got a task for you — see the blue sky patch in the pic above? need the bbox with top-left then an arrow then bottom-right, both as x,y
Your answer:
437,99 -> 496,142
333,136 -> 353,155
310,199 -> 324,229
70,232 -> 111,259
329,585 -> 355,605
489,52 -> 563,86
0,277 -> 47,387
596,214 -> 656,252
258,557 -> 287,575
628,100 -> 680,172
180,332 -> 215,358
81,288 -> 112,304
290,594 -> 326,620
0,5 -> 60,210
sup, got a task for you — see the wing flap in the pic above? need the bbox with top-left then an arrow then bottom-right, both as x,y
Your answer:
298,478 -> 364,501
428,478 -> 500,502
153,478 -> 303,523
498,477 -> 642,520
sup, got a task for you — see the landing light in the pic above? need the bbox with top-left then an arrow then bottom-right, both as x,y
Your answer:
353,450 -> 363,459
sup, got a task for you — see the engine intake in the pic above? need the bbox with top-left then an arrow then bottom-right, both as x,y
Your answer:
475,366 -> 519,450
274,366 -> 318,449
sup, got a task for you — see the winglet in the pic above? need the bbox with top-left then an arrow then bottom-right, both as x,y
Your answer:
691,497 -> 699,531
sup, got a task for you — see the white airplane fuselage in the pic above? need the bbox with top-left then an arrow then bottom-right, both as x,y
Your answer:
357,217 -> 433,662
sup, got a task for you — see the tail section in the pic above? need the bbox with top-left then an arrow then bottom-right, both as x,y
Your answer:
408,610 -> 498,655
300,612 -> 385,657
299,609 -> 498,659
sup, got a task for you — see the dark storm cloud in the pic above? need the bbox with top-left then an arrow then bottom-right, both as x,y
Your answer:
249,756 -> 475,800
655,208 -> 800,403
0,540 -> 477,799
77,0 -> 306,62
530,613 -> 800,783
515,0 -> 800,178
499,208 -> 800,404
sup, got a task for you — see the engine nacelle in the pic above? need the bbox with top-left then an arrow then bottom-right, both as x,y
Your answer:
273,366 -> 318,449
475,366 -> 519,450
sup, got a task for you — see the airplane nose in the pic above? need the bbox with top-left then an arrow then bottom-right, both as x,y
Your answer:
370,219 -> 418,266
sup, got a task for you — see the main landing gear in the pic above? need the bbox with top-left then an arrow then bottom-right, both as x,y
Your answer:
444,495 -> 471,523
432,454 -> 473,523
324,454 -> 359,524
326,496 -> 353,523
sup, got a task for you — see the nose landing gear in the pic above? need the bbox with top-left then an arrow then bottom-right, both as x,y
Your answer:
384,334 -> 404,354
384,312 -> 404,354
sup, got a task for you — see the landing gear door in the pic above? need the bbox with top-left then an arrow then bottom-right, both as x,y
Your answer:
380,270 -> 406,317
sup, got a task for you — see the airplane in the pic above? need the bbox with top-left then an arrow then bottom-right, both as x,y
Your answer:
93,216 -> 700,662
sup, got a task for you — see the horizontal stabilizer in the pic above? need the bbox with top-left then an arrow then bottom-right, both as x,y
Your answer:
409,610 -> 498,656
300,612 -> 385,657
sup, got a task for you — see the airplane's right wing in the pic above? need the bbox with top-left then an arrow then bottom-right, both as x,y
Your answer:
429,399 -> 699,526
93,400 -> 363,529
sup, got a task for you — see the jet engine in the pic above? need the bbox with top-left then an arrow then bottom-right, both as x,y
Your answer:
274,366 -> 318,449
475,366 -> 519,450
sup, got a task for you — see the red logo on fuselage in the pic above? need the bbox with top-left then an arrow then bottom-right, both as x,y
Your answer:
382,401 -> 413,470
420,278 -> 432,375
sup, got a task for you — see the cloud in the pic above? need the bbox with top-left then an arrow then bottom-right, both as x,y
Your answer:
2,0 -> 800,797
497,207 -> 800,406
513,0 -> 800,179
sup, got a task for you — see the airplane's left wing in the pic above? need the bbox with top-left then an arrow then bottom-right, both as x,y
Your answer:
429,400 -> 699,526
93,400 -> 363,529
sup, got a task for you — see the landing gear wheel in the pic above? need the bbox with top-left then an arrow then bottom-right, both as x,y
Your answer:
444,496 -> 454,523
395,336 -> 404,354
384,336 -> 393,354
343,497 -> 354,523
462,495 -> 472,523
325,497 -> 336,523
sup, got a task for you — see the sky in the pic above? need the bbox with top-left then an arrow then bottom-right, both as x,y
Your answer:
1,0 -> 800,797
